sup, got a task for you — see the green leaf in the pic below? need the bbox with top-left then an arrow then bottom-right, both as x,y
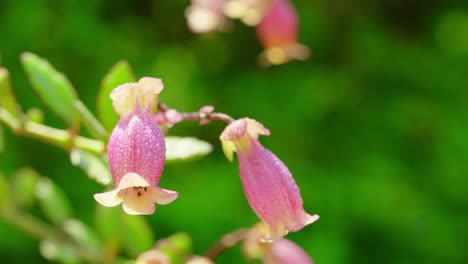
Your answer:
74,100 -> 109,140
0,124 -> 3,153
70,148 -> 112,185
39,238 -> 80,264
20,52 -> 79,128
36,177 -> 73,225
122,214 -> 155,258
165,136 -> 213,163
12,167 -> 40,209
63,219 -> 101,249
0,68 -> 20,118
158,233 -> 192,264
0,172 -> 13,212
98,61 -> 136,131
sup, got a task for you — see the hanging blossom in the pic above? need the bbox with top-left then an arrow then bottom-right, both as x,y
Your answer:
256,0 -> 310,66
223,0 -> 272,26
220,118 -> 318,240
186,0 -> 229,33
94,77 -> 178,215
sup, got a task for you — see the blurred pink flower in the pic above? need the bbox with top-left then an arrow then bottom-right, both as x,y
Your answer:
94,77 -> 177,215
256,0 -> 309,65
220,118 -> 318,240
264,238 -> 314,264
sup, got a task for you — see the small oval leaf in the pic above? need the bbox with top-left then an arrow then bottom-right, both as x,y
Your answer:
165,136 -> 213,163
98,61 -> 136,131
70,148 -> 112,186
20,52 -> 79,127
12,167 -> 40,209
36,177 -> 74,225
0,68 -> 21,118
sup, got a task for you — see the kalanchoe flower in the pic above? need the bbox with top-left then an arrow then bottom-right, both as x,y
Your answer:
220,118 -> 318,240
223,0 -> 271,26
186,0 -> 228,33
94,77 -> 178,215
256,0 -> 310,66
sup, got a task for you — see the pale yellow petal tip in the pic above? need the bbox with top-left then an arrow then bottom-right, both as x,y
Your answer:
304,214 -> 320,225
122,200 -> 155,215
246,118 -> 271,137
110,77 -> 164,116
94,189 -> 123,207
137,77 -> 164,95
221,140 -> 236,162
152,187 -> 179,205
258,44 -> 310,67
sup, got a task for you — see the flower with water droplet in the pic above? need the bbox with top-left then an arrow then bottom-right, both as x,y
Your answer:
220,118 -> 318,240
94,77 -> 178,215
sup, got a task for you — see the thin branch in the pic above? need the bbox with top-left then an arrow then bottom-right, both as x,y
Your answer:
158,103 -> 235,125
204,228 -> 250,260
0,107 -> 105,154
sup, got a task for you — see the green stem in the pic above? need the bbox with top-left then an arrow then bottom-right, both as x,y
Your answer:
0,107 -> 105,154
0,209 -> 56,240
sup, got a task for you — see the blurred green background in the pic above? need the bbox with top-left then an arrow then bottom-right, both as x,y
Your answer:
1,0 -> 468,263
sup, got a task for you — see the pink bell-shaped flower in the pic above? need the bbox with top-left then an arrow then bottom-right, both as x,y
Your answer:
94,77 -> 178,215
220,118 -> 318,240
256,0 -> 310,66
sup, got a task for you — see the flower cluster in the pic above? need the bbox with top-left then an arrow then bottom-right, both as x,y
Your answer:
185,0 -> 309,65
95,77 -> 318,243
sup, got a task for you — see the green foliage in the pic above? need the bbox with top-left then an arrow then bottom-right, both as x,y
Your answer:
121,214 -> 155,258
12,167 -> 40,209
98,61 -> 136,131
0,67 -> 20,118
36,177 -> 74,225
74,100 -> 109,140
20,52 -> 79,129
0,172 -> 13,212
165,136 -> 213,163
158,233 -> 193,264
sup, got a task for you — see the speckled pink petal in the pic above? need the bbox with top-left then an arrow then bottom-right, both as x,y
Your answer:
107,108 -> 166,188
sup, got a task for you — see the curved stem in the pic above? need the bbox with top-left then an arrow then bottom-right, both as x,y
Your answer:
204,228 -> 250,261
158,103 -> 235,124
0,108 -> 105,154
